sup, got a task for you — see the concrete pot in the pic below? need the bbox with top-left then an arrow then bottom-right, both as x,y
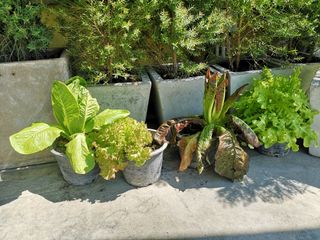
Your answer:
51,149 -> 99,185
258,144 -> 290,158
147,67 -> 205,123
309,69 -> 320,157
212,63 -> 320,95
87,71 -> 151,122
123,130 -> 169,187
0,51 -> 70,170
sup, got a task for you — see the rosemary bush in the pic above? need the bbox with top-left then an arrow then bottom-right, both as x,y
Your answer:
0,0 -> 52,62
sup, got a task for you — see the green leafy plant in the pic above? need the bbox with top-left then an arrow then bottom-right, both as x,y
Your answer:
9,77 -> 129,174
54,0 -> 146,84
0,0 -> 52,62
155,69 -> 260,180
234,67 -> 318,151
204,0 -> 314,71
142,0 -> 222,78
90,117 -> 153,180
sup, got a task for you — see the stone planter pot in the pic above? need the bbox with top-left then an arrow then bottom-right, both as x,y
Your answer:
87,71 -> 151,122
51,149 -> 99,185
147,67 -> 205,123
0,51 -> 70,170
258,143 -> 290,158
309,69 -> 320,157
212,63 -> 320,95
123,130 -> 169,187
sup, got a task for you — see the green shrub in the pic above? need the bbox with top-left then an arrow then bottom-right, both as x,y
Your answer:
201,0 -> 313,71
141,0 -> 225,78
0,0 -> 52,62
55,0 -> 146,84
92,117 -> 153,180
234,68 -> 318,151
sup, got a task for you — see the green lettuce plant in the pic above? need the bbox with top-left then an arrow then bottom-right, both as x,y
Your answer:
234,67 -> 318,151
90,117 -> 153,180
0,0 -> 52,62
9,77 -> 129,174
155,69 -> 260,180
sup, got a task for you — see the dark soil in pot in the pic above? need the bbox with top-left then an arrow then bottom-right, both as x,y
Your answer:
257,143 -> 290,157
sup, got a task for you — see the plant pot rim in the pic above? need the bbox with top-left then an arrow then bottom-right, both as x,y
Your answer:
147,67 -> 204,82
0,49 -> 67,66
51,148 -> 65,157
149,129 -> 169,157
87,70 -> 151,87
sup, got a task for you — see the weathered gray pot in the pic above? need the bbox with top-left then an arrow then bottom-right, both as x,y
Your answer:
51,149 -> 99,185
123,130 -> 169,187
147,67 -> 204,123
88,71 -> 151,121
0,51 -> 70,170
309,69 -> 320,157
258,143 -> 290,158
212,63 -> 320,95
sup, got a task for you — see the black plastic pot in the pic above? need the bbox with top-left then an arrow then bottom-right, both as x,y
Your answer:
257,143 -> 290,157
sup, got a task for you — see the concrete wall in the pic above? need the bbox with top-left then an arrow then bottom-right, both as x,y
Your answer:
0,52 -> 70,170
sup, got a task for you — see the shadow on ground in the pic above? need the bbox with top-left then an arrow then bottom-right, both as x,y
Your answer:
1,146 -> 320,207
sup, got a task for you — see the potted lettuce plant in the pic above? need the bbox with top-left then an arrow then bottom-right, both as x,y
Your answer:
9,77 -> 129,185
154,69 -> 260,181
91,117 -> 168,187
0,0 -> 70,169
234,68 -> 318,157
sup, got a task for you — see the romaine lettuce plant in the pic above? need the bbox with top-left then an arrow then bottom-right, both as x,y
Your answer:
234,67 -> 318,151
155,69 -> 260,180
90,117 -> 153,180
9,77 -> 129,174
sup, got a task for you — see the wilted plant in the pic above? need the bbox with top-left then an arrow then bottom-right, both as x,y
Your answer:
155,69 -> 260,180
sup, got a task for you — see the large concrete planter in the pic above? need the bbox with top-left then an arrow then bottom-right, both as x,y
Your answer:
309,69 -> 320,157
0,51 -> 70,170
88,71 -> 151,122
212,63 -> 320,95
147,67 -> 205,123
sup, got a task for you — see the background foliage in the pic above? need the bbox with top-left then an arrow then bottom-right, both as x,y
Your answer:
0,0 -> 52,62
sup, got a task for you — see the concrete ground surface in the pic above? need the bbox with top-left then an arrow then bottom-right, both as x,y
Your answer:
1,147 -> 320,240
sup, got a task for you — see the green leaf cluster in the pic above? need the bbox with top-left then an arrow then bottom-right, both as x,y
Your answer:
0,0 -> 52,62
55,0 -> 146,84
195,0 -> 316,70
140,0 -> 225,77
234,68 -> 318,151
91,117 -> 153,180
10,77 -> 130,174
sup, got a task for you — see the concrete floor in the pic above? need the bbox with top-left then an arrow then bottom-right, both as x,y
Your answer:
1,147 -> 320,240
